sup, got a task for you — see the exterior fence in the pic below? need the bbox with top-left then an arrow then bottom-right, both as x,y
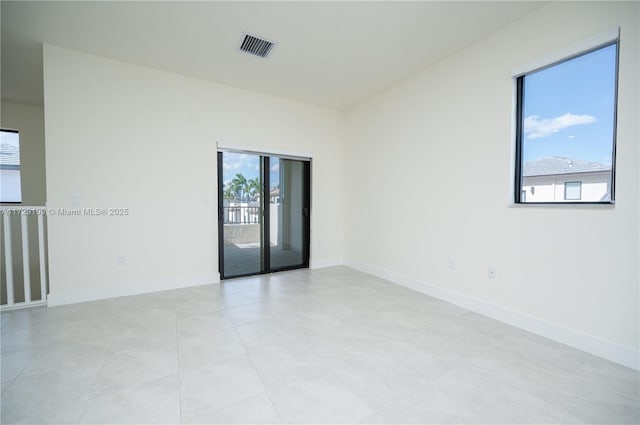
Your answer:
223,206 -> 260,225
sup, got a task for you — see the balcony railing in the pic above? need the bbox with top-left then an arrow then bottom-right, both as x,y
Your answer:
223,206 -> 260,225
1,207 -> 48,310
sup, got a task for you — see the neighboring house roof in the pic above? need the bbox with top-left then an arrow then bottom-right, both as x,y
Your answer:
0,143 -> 20,168
523,156 -> 611,177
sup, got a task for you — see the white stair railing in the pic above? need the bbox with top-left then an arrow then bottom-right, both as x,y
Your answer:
1,207 -> 48,310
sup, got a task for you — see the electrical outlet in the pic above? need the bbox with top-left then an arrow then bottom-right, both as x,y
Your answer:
117,255 -> 127,266
488,266 -> 496,279
448,258 -> 456,271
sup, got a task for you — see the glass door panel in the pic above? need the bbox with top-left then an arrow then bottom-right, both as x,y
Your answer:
268,157 -> 308,270
218,152 -> 263,278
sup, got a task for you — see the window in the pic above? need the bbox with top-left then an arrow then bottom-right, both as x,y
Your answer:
515,41 -> 618,204
0,129 -> 22,203
564,181 -> 582,200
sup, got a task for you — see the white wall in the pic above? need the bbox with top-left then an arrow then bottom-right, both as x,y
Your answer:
1,102 -> 47,205
344,1 -> 639,367
43,45 -> 343,305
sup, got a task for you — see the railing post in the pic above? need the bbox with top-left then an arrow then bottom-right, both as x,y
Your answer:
3,214 -> 15,306
21,214 -> 31,303
222,205 -> 263,225
38,214 -> 47,302
1,207 -> 48,310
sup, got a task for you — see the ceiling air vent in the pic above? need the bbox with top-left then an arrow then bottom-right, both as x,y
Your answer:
238,33 -> 276,59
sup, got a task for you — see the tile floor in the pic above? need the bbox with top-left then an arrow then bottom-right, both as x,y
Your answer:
1,266 -> 638,424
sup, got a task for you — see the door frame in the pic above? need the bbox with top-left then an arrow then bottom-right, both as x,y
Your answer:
217,150 -> 311,279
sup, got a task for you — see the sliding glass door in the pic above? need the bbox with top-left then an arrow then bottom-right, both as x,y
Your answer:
267,157 -> 310,271
218,152 -> 263,278
218,151 -> 310,279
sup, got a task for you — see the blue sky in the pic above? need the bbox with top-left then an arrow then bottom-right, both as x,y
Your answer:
222,152 -> 279,191
522,43 -> 617,164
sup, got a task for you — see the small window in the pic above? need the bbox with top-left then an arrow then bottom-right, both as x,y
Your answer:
565,181 -> 582,200
515,42 -> 618,204
0,129 -> 22,203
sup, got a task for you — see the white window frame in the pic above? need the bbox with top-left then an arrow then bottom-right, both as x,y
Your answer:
0,128 -> 22,204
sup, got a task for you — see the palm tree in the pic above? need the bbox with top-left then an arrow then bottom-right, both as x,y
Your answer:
247,177 -> 260,201
223,185 -> 236,200
231,173 -> 248,201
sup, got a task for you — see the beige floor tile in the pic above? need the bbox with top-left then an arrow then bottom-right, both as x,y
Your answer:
180,354 -> 266,416
267,375 -> 374,424
94,346 -> 178,393
1,362 -> 101,424
178,328 -> 247,373
80,375 -> 180,424
0,350 -> 31,383
181,392 -> 281,424
0,266 -> 637,424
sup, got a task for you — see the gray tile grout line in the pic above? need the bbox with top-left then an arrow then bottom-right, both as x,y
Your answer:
5,349 -> 33,386
0,377 -> 16,397
75,358 -> 107,425
2,353 -> 99,385
220,279 -> 286,425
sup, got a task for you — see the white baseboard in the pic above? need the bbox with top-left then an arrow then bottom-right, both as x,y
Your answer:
311,257 -> 343,269
0,300 -> 48,312
345,259 -> 639,370
47,273 -> 220,307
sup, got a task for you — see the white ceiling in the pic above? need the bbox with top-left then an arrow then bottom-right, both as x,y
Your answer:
1,1 -> 544,109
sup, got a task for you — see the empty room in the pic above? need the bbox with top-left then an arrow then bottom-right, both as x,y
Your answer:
1,1 -> 638,424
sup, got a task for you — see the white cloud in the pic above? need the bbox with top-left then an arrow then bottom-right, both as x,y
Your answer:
223,152 -> 260,173
223,162 -> 241,171
524,113 -> 596,139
